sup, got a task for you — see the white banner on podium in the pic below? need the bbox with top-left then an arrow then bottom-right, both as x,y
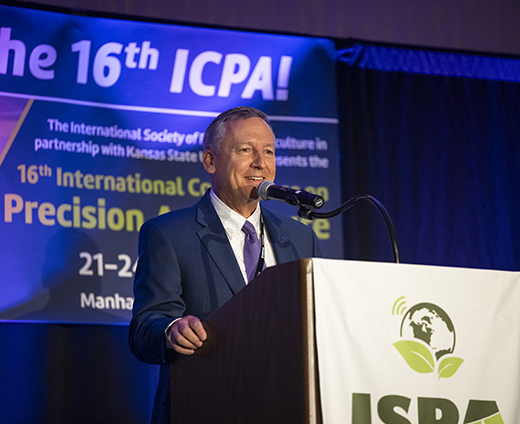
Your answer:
312,258 -> 520,424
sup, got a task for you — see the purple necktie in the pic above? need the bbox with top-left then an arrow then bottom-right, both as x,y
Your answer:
242,220 -> 261,282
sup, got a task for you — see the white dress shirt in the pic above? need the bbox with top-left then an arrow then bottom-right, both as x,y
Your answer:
210,189 -> 276,284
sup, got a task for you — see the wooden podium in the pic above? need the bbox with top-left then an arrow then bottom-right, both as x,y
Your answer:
170,259 -> 321,424
170,258 -> 520,424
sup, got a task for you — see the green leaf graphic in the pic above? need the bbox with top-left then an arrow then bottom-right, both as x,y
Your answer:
484,413 -> 505,424
437,357 -> 464,380
393,340 -> 435,374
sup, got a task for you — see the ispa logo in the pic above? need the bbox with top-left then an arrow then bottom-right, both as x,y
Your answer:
348,298 -> 506,424
393,301 -> 463,380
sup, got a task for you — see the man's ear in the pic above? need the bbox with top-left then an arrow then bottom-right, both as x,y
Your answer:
203,150 -> 216,174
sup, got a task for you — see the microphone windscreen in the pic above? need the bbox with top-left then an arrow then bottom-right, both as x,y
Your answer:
257,180 -> 274,200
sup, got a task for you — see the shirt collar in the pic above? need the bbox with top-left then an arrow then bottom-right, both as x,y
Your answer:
210,189 -> 262,236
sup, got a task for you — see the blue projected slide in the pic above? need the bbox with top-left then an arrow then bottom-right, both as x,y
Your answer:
0,5 -> 341,323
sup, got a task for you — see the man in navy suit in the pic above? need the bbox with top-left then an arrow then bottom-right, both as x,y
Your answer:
129,106 -> 321,424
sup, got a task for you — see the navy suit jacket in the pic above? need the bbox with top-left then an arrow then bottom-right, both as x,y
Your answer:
129,190 -> 321,423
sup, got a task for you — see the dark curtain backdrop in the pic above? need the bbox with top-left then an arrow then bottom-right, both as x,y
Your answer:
3,41 -> 520,424
338,42 -> 520,271
0,323 -> 158,424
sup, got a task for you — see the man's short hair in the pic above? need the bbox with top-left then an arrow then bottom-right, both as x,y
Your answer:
203,106 -> 273,154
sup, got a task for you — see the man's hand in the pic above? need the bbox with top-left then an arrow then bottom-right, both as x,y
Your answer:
167,315 -> 207,355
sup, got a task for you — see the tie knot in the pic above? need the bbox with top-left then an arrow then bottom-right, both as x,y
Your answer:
242,220 -> 256,236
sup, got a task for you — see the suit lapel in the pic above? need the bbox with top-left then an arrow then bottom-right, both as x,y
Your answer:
195,191 -> 246,295
261,206 -> 297,264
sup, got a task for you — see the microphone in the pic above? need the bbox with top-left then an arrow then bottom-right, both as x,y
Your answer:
257,180 -> 324,209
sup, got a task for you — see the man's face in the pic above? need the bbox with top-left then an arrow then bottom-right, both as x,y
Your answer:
203,117 -> 276,217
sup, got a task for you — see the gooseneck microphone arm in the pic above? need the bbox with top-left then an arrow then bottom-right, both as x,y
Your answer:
258,180 -> 399,264
297,195 -> 399,263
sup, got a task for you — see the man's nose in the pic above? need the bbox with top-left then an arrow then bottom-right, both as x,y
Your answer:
251,151 -> 265,168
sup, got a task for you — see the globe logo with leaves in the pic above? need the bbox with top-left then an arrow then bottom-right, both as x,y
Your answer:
393,302 -> 464,379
